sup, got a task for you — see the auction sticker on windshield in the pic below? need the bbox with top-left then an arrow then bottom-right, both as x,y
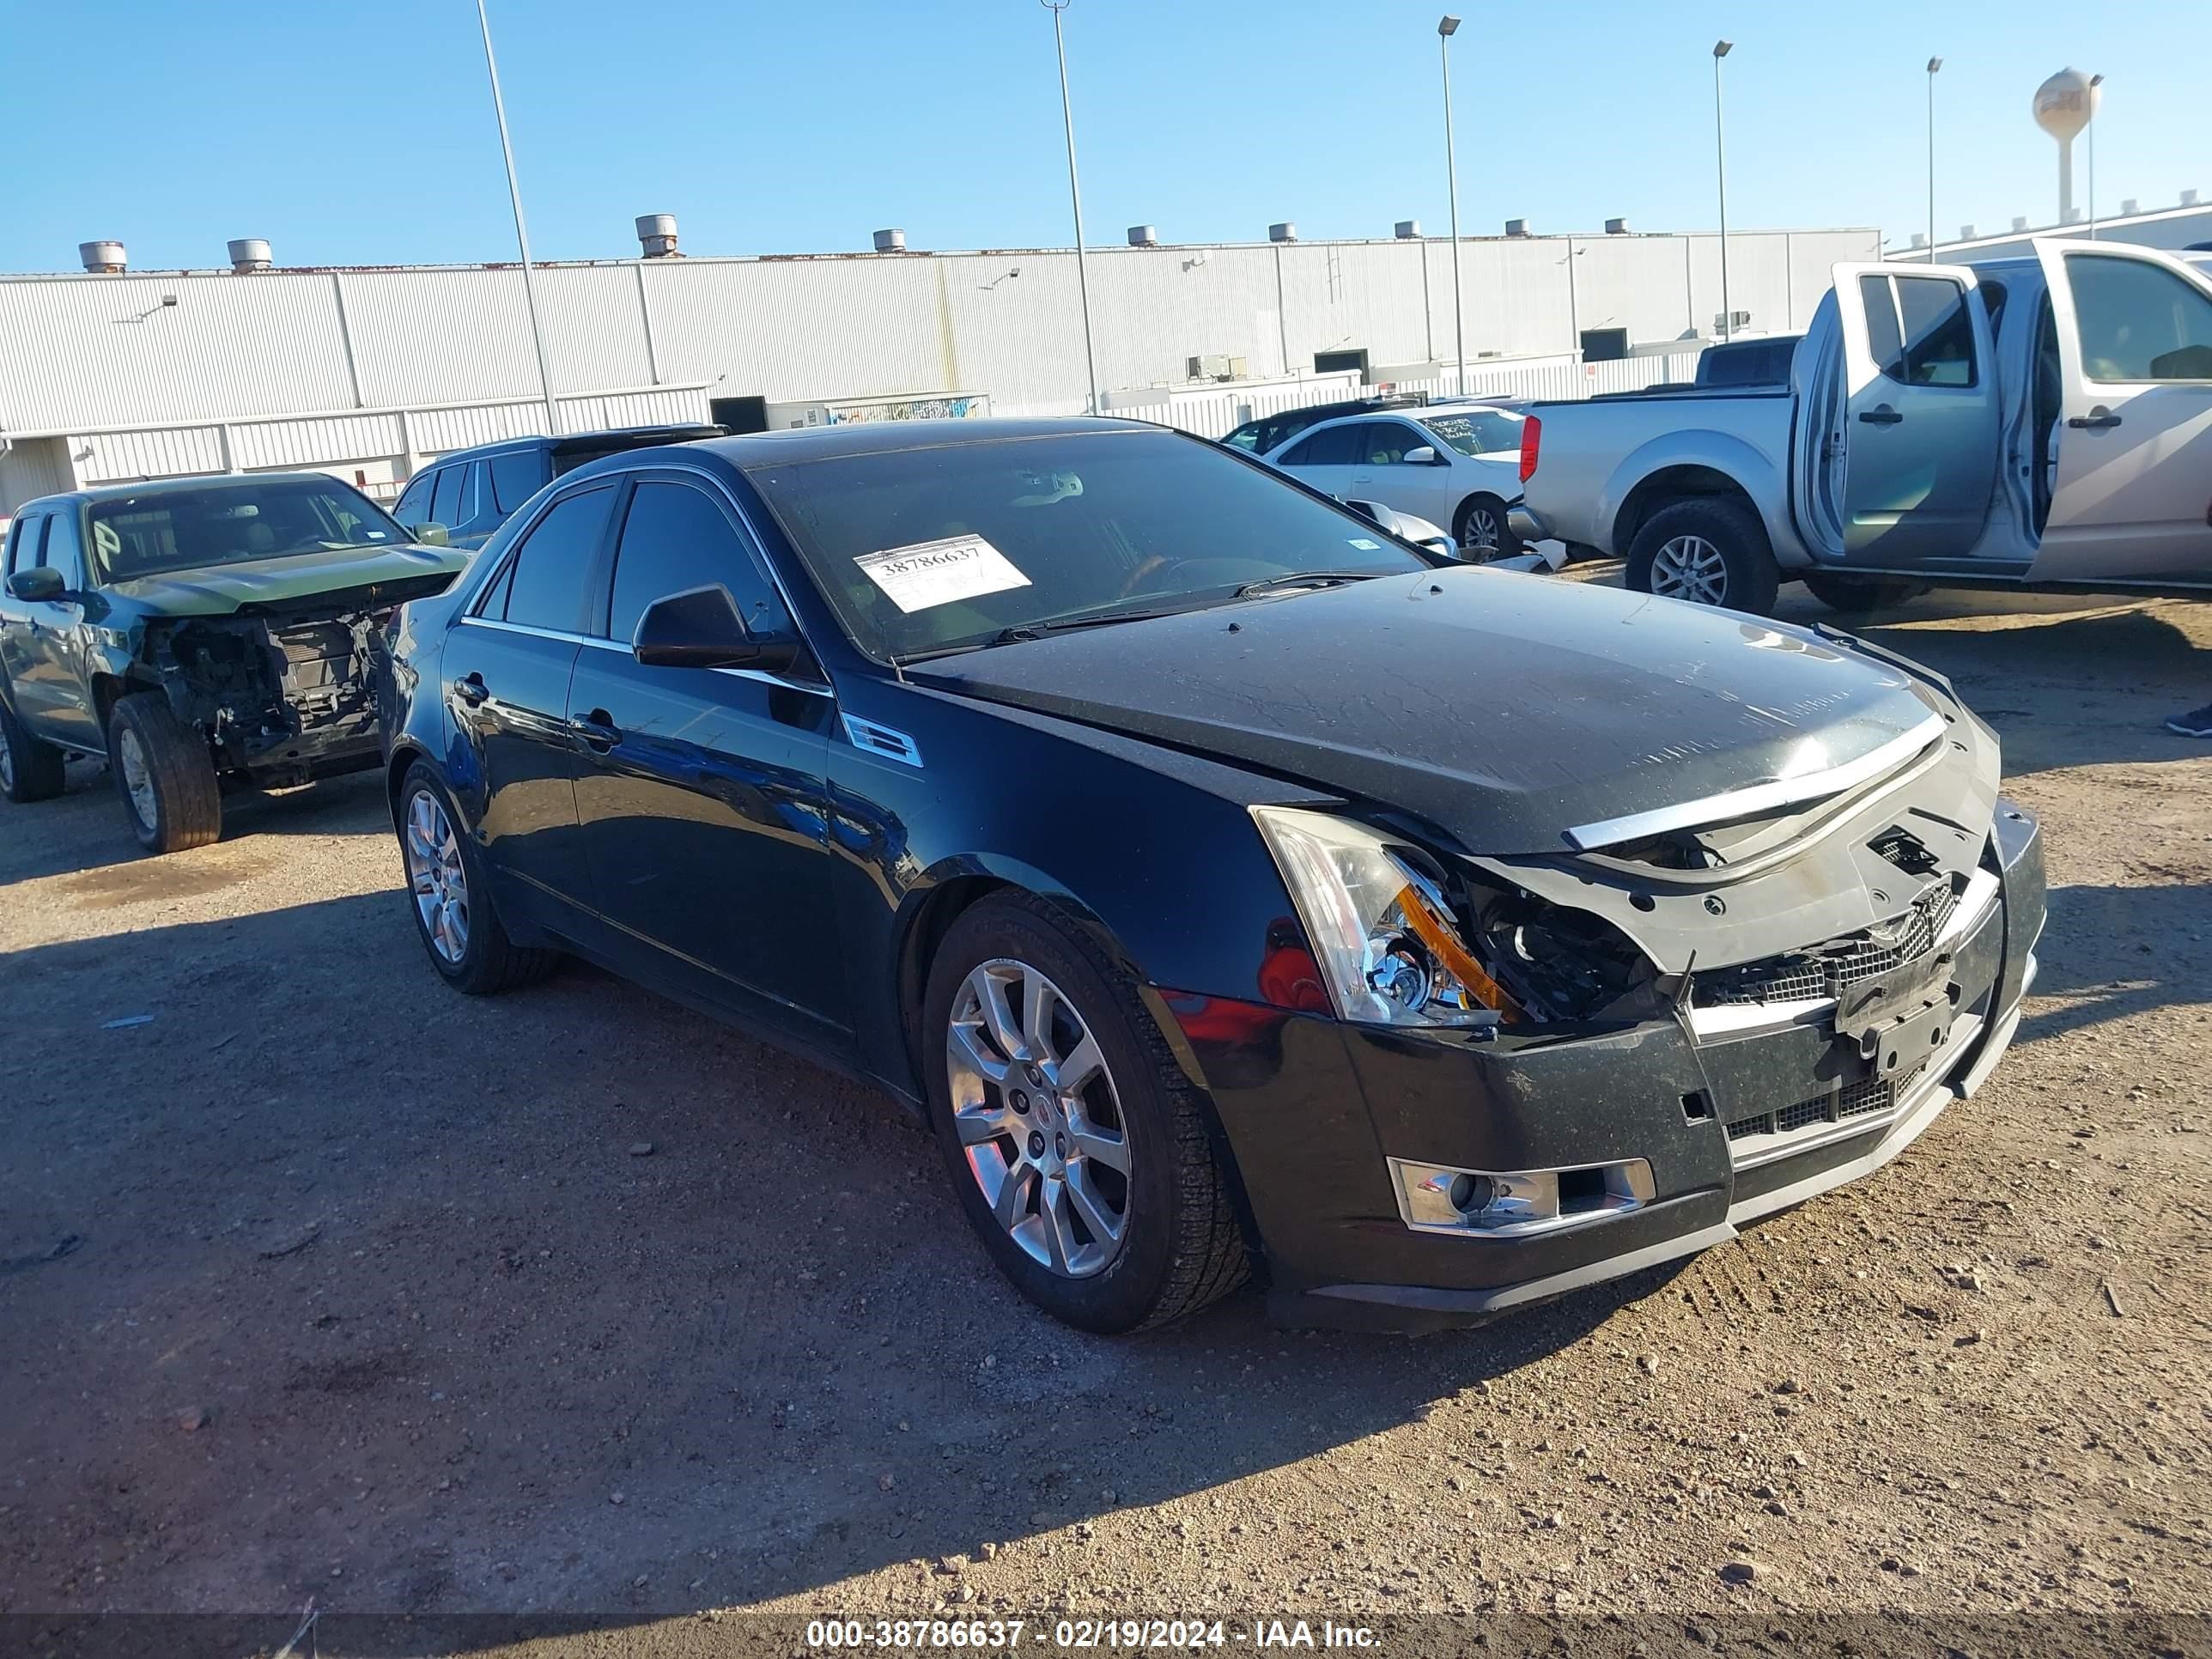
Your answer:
856,534 -> 1032,614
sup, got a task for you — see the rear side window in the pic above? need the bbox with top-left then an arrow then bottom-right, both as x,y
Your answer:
489,451 -> 550,514
1859,273 -> 1978,388
2065,253 -> 2212,381
605,482 -> 777,646
495,486 -> 614,634
428,465 -> 464,528
1279,423 -> 1361,466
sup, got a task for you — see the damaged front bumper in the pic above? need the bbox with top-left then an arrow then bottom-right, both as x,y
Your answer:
1165,801 -> 2045,1334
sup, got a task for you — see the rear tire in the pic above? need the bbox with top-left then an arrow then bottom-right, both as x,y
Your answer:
922,891 -> 1249,1334
1626,497 -> 1780,616
396,762 -> 560,995
1455,493 -> 1522,558
1800,572 -> 1930,615
0,696 -> 66,804
106,693 -> 221,854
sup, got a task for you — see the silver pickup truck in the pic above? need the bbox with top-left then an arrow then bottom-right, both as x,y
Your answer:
1512,240 -> 2212,615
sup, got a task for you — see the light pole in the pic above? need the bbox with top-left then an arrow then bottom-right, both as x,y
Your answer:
2087,72 -> 2105,236
1438,15 -> 1467,394
474,0 -> 560,437
1713,40 -> 1733,341
1043,0 -> 1101,416
1925,58 -> 1942,260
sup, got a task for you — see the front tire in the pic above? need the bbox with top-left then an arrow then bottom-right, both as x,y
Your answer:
106,693 -> 221,854
1455,493 -> 1522,558
923,892 -> 1249,1334
1626,498 -> 1780,616
1800,572 -> 1930,615
396,763 -> 560,995
0,695 -> 66,804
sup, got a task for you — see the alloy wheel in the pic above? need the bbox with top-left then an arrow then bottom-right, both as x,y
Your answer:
117,727 -> 157,830
1462,506 -> 1502,553
946,958 -> 1132,1279
1649,534 -> 1729,605
403,787 -> 471,964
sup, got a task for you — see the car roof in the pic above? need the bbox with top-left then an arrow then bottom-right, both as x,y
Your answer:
17,471 -> 366,512
689,416 -> 1169,468
429,423 -> 729,465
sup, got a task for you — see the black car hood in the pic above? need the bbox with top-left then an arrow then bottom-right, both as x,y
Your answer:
909,568 -> 1939,855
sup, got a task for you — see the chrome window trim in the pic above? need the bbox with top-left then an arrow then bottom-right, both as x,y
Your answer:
1563,714 -> 1948,852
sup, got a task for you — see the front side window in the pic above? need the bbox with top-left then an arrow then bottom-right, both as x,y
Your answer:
1858,273 -> 1978,388
605,481 -> 776,645
1361,423 -> 1434,465
392,471 -> 434,525
42,509 -> 87,588
2065,253 -> 2212,381
496,486 -> 614,634
1279,423 -> 1361,467
750,428 -> 1431,663
88,479 -> 404,580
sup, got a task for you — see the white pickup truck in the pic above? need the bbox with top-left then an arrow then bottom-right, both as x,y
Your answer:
1511,240 -> 2212,615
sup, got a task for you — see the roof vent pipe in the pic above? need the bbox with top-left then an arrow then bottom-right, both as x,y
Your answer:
1267,222 -> 1297,243
1127,225 -> 1158,247
635,214 -> 679,258
228,238 -> 272,273
1394,219 -> 1421,239
872,228 -> 907,253
1604,217 -> 1630,234
80,240 -> 126,273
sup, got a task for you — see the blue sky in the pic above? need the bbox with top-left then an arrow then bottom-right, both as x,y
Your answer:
3,0 -> 2200,272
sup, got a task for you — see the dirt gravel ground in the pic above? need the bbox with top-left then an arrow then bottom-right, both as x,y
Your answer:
2,580 -> 2209,1657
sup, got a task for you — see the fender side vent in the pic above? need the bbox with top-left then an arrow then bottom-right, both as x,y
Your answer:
842,714 -> 923,769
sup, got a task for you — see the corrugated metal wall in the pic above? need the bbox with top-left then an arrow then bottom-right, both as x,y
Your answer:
0,228 -> 1878,440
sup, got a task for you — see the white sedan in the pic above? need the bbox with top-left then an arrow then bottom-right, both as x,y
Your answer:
1262,404 -> 1528,554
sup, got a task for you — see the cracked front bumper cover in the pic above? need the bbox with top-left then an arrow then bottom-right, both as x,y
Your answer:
1167,801 -> 2045,1334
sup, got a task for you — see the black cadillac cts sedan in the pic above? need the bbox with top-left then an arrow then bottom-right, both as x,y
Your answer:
380,419 -> 2045,1334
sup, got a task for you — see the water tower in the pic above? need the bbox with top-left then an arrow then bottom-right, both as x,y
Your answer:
2033,68 -> 2100,224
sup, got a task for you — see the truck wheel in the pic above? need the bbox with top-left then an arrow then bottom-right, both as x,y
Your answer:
1801,573 -> 1930,615
923,891 -> 1249,1334
0,696 -> 67,804
106,693 -> 222,854
1626,498 -> 1780,616
1455,494 -> 1521,557
397,762 -> 561,995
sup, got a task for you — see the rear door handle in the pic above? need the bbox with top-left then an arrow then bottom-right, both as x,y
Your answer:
570,709 -> 621,751
2067,406 -> 2123,430
1857,405 -> 1905,426
453,672 -> 488,707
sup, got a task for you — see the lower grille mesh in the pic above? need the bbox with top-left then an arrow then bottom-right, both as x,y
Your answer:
1726,1074 -> 1899,1145
1697,879 -> 1961,1007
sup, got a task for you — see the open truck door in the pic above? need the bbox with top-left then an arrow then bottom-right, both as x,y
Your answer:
2027,240 -> 2212,581
1824,264 -> 2001,565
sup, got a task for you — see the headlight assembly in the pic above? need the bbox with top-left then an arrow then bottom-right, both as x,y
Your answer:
1251,805 -> 1519,1029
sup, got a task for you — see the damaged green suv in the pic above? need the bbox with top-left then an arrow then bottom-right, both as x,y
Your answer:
0,473 -> 470,853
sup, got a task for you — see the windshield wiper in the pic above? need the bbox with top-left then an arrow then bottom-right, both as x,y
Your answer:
889,605 -> 1183,666
1231,570 -> 1391,599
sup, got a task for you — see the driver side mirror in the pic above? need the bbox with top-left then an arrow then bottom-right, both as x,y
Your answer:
404,522 -> 451,547
633,583 -> 797,673
5,566 -> 66,603
1401,446 -> 1443,466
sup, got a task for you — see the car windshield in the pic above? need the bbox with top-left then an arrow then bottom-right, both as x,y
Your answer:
1422,410 -> 1524,458
88,479 -> 407,580
749,428 -> 1434,662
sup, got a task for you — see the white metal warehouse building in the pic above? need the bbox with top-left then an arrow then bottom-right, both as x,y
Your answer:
0,219 -> 1885,519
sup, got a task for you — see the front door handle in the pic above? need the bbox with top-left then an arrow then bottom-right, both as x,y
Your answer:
571,709 -> 621,751
2067,405 -> 2123,430
1857,405 -> 1905,426
453,672 -> 488,707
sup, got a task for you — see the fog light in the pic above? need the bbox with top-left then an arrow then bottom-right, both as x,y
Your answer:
1389,1157 -> 1655,1238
